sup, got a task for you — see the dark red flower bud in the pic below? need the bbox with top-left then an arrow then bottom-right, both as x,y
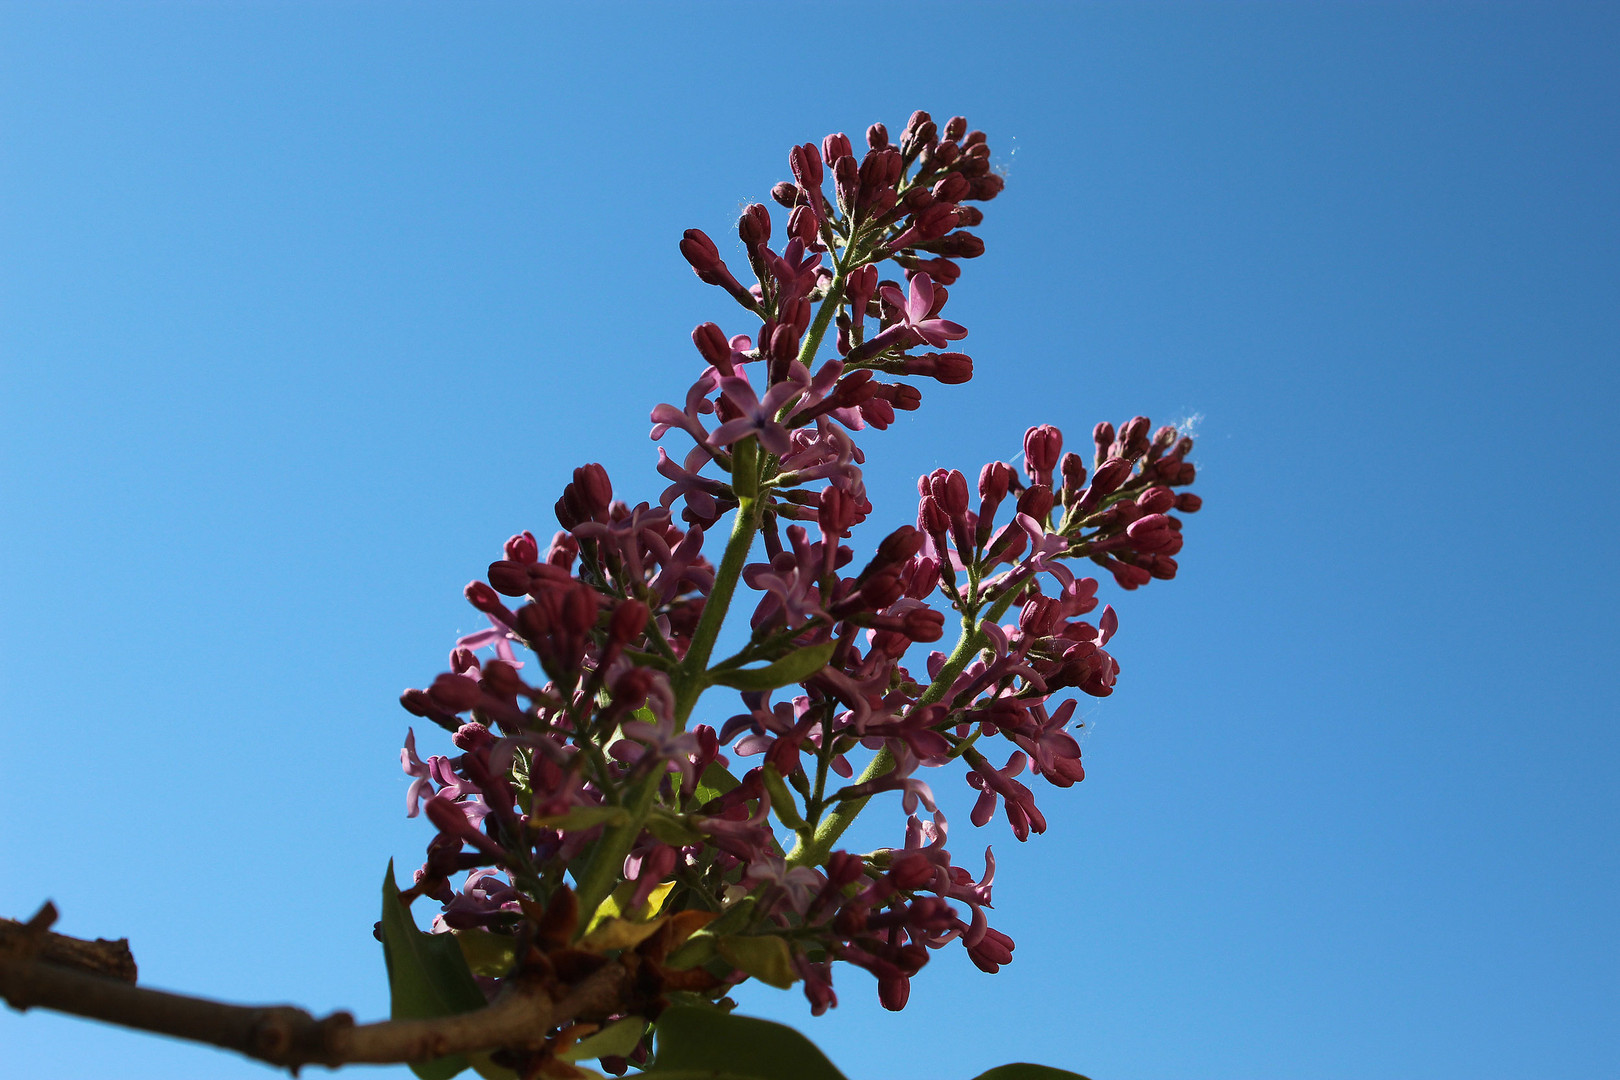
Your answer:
692,321 -> 734,375
917,231 -> 984,259
679,229 -> 724,276
827,850 -> 866,887
928,469 -> 970,515
504,531 -> 539,564
1136,486 -> 1175,514
573,463 -> 612,516
822,132 -> 853,163
885,383 -> 922,411
968,173 -> 1005,200
738,203 -> 771,248
876,525 -> 925,566
911,257 -> 960,285
452,721 -> 496,751
486,560 -> 532,597
819,486 -> 859,538
1020,595 -> 1064,637
901,185 -> 935,212
833,155 -> 860,213
878,975 -> 911,1012
1175,492 -> 1203,513
964,130 -> 987,148
866,123 -> 889,150
979,461 -> 1012,504
930,174 -> 970,204
560,584 -> 600,636
479,661 -> 524,698
1117,416 -> 1152,461
788,203 -> 818,245
1086,458 -> 1133,501
608,599 -> 650,647
771,181 -> 799,208
610,665 -> 655,710
1017,484 -> 1053,521
859,571 -> 905,610
465,580 -> 509,617
1060,452 -> 1088,496
1023,424 -> 1063,483
889,852 -> 936,890
428,673 -> 481,713
918,140 -> 959,173
943,115 -> 968,141
790,142 -> 824,192
900,110 -> 937,158
902,608 -> 945,643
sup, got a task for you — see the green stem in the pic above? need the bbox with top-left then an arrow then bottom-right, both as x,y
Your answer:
571,766 -> 663,931
673,442 -> 761,728
787,611 -> 982,866
797,273 -> 846,369
785,577 -> 1032,867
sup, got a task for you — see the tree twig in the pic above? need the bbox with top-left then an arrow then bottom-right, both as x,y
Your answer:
0,903 -> 631,1074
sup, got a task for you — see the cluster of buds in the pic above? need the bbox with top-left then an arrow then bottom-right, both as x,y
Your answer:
393,111 -> 1198,1076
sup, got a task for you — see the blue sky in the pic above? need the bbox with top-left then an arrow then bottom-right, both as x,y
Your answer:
1,4 -> 1616,1079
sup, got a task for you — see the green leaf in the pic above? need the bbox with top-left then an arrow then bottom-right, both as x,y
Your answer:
708,642 -> 835,692
644,1005 -> 847,1080
452,928 -> 518,978
759,767 -> 807,830
693,760 -> 741,808
532,805 -> 633,831
379,860 -> 488,1080
715,934 -> 797,990
559,1016 -> 649,1062
971,1066 -> 1095,1080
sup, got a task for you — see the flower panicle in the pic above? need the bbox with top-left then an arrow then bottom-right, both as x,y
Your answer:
392,112 -> 1199,1070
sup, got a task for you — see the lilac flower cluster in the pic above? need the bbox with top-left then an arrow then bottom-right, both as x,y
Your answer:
394,111 -> 1199,1068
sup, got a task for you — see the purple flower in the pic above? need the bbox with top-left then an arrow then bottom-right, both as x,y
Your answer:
877,274 -> 967,349
708,374 -> 800,459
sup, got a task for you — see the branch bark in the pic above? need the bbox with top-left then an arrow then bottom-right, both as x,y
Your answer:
0,905 -> 632,1073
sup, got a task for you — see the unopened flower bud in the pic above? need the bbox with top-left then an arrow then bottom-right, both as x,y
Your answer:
692,321 -> 734,375
504,531 -> 539,564
1060,452 -> 1088,497
452,721 -> 496,751
771,181 -> 799,208
608,599 -> 650,647
943,115 -> 968,141
572,463 -> 612,516
788,204 -> 818,245
900,110 -> 935,156
465,580 -> 509,618
1017,484 -> 1053,521
1175,492 -> 1203,513
1023,424 -> 1063,484
928,469 -> 970,515
827,850 -> 866,887
738,203 -> 771,248
866,123 -> 889,150
1136,486 -> 1175,514
428,673 -> 481,713
486,560 -> 531,597
679,229 -> 724,277
479,661 -> 524,698
903,608 -> 945,643
931,174 -> 970,203
875,524 -> 925,567
889,852 -> 936,890
968,173 -> 1005,200
822,132 -> 853,163
1117,416 -> 1152,461
789,142 -> 824,191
